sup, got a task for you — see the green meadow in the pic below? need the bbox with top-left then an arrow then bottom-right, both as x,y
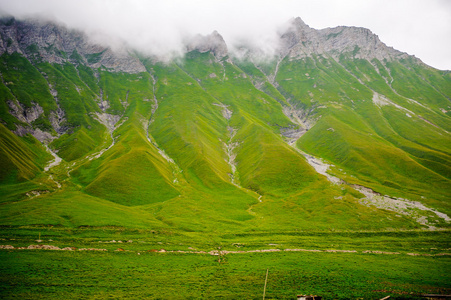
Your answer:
0,228 -> 450,299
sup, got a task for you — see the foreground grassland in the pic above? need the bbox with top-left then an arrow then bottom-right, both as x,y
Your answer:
0,228 -> 450,299
1,250 -> 450,299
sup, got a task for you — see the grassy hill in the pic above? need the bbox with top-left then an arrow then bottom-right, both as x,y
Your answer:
0,18 -> 450,234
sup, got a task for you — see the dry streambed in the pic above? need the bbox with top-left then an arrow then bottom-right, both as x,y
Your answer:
1,244 -> 449,257
299,150 -> 450,229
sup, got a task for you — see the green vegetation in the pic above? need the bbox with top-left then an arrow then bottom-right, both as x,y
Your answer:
0,54 -> 56,112
0,228 -> 449,299
0,34 -> 450,298
1,44 -> 450,221
0,124 -> 51,184
1,249 -> 450,299
0,48 -> 450,230
85,50 -> 106,64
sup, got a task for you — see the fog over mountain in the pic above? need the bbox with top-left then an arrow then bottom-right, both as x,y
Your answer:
0,0 -> 450,69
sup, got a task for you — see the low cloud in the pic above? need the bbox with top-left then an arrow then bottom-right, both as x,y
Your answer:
0,0 -> 293,57
0,0 -> 450,69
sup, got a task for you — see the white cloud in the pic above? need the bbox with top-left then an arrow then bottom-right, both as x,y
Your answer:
0,0 -> 450,69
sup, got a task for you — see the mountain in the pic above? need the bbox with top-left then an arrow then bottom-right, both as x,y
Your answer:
0,16 -> 450,232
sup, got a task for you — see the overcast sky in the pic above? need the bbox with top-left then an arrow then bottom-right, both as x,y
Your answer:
0,0 -> 450,70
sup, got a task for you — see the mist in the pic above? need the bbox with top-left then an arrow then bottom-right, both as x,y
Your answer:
0,0 -> 450,69
0,0 -> 294,58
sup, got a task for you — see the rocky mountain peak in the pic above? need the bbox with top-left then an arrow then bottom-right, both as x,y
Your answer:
0,16 -> 420,72
185,30 -> 228,60
278,17 -> 410,62
316,25 -> 406,61
292,17 -> 310,29
280,17 -> 315,50
0,17 -> 146,73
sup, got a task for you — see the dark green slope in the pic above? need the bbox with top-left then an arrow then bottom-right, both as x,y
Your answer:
72,121 -> 180,207
0,123 -> 54,205
0,123 -> 49,183
174,52 -> 320,197
0,53 -> 56,121
69,69 -> 181,206
149,61 -> 232,188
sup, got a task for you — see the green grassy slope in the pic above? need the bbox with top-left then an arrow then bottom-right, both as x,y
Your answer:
176,52 -> 319,196
149,60 -> 232,188
0,123 -> 54,204
0,47 -> 449,231
273,55 -> 451,216
72,118 -> 181,207
69,69 -> 181,206
0,53 -> 56,117
0,124 -> 45,183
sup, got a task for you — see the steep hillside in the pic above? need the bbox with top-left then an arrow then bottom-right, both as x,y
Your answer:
0,16 -> 449,232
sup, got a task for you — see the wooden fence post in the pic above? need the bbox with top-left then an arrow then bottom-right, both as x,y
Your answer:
263,268 -> 269,300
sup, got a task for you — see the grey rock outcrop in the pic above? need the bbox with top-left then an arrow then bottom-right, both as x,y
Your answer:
6,100 -> 59,142
279,17 -> 410,62
7,100 -> 44,124
0,16 -> 418,70
13,124 -> 55,143
48,106 -> 66,135
0,17 -> 146,73
186,31 -> 228,60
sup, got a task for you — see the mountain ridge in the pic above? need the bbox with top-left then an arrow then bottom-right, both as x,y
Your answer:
0,16 -> 430,74
283,17 -> 411,62
0,15 -> 449,232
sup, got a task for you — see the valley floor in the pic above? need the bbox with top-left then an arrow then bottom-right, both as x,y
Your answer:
0,227 -> 450,299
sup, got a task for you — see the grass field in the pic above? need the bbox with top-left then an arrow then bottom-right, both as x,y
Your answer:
0,228 -> 450,299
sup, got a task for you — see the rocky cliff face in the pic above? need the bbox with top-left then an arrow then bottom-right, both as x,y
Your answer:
0,17 -> 146,73
0,16 -> 419,73
185,31 -> 228,60
280,17 -> 410,61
